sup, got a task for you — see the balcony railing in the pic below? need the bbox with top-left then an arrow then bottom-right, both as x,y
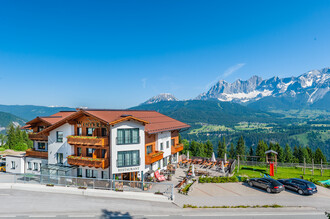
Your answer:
145,151 -> 164,165
67,136 -> 109,147
171,143 -> 184,154
67,155 -> 109,169
28,133 -> 48,141
26,148 -> 48,159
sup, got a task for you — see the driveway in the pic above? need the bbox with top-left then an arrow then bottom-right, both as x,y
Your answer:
174,182 -> 330,211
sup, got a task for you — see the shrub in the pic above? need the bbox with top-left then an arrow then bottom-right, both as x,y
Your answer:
199,176 -> 238,183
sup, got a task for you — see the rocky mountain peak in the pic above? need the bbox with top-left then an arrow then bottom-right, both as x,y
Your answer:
141,93 -> 179,105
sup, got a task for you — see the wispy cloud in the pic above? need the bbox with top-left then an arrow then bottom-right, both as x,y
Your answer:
205,63 -> 245,89
141,78 -> 147,88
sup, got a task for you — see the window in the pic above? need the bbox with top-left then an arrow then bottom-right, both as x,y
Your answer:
38,126 -> 44,132
171,139 -> 175,146
117,150 -> 140,167
77,147 -> 82,156
57,153 -> 63,164
11,161 -> 15,169
77,127 -> 82,136
166,141 -> 169,149
163,157 -> 167,167
158,160 -> 161,169
101,128 -> 107,137
146,145 -> 152,154
37,142 -> 46,150
101,149 -> 106,158
160,143 -> 163,150
56,131 -> 63,143
86,148 -> 95,157
28,162 -> 32,170
86,169 -> 97,178
77,168 -> 82,177
101,171 -> 106,179
117,128 -> 139,144
33,162 -> 38,171
86,128 -> 95,136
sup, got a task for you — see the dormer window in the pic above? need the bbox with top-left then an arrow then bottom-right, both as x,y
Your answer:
38,126 -> 44,132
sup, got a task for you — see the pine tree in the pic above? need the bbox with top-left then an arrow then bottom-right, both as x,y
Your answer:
217,137 -> 226,159
196,142 -> 206,157
314,147 -> 326,164
293,146 -> 299,163
181,139 -> 190,155
274,143 -> 284,163
229,142 -> 235,159
189,141 -> 199,156
205,140 -> 213,157
306,146 -> 314,162
284,144 -> 293,163
236,136 -> 246,160
255,140 -> 267,162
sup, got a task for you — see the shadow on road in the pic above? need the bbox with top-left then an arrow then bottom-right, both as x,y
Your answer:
100,209 -> 138,219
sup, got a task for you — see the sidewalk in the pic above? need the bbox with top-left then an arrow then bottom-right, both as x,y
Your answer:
0,183 -> 172,203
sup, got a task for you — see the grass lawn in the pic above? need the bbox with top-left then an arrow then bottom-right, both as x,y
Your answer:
0,147 -> 6,152
237,165 -> 330,181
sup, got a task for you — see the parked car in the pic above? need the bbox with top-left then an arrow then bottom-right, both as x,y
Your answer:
247,177 -> 285,193
278,178 -> 317,195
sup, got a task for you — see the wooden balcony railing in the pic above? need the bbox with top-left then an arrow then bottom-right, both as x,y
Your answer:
171,143 -> 184,154
25,148 -> 48,159
67,156 -> 109,169
145,151 -> 164,165
28,133 -> 48,141
67,136 -> 109,147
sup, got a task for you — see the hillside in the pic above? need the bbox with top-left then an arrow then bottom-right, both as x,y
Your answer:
131,99 -> 281,127
0,105 -> 75,121
0,111 -> 26,133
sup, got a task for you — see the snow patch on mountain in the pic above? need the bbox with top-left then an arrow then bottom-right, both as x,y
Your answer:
141,93 -> 179,105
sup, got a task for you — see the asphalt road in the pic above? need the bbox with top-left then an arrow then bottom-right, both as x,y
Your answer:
0,189 -> 328,218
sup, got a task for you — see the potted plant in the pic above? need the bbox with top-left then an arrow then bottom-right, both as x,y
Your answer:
46,183 -> 54,187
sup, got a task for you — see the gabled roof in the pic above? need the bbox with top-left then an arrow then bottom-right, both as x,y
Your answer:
37,109 -> 190,135
25,111 -> 76,126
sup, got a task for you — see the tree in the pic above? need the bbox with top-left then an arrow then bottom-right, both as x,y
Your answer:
249,146 -> 254,156
5,123 -> 32,151
236,136 -> 246,160
306,146 -> 314,162
204,140 -> 213,157
196,142 -> 206,157
181,139 -> 190,155
255,140 -> 267,162
274,143 -> 284,163
217,137 -> 226,159
314,147 -> 326,164
189,141 -> 199,156
293,146 -> 299,163
228,142 -> 235,159
284,144 -> 293,163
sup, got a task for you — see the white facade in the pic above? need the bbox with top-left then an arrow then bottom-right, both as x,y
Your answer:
25,157 -> 47,174
110,121 -> 146,178
48,123 -> 74,166
5,155 -> 25,174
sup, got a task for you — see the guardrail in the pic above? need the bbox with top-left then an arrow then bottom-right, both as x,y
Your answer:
9,173 -> 174,200
239,161 -> 330,169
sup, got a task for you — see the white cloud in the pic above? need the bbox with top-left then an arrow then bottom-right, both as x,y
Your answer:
205,63 -> 246,89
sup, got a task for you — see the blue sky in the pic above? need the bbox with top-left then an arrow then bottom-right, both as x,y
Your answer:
0,0 -> 330,108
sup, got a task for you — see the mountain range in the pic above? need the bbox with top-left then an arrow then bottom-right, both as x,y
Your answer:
142,68 -> 330,111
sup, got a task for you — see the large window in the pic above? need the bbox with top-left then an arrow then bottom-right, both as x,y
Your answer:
57,153 -> 63,164
86,128 -> 95,136
28,162 -> 32,170
77,127 -> 82,136
37,142 -> 46,150
117,128 -> 139,145
146,145 -> 152,154
117,150 -> 140,167
101,149 -> 106,158
86,169 -> 97,178
77,168 -> 82,177
86,148 -> 95,157
33,162 -> 38,171
56,131 -> 63,143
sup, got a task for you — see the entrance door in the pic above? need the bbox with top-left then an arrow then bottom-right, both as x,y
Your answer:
121,172 -> 137,181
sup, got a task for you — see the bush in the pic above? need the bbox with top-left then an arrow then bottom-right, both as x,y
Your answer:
199,176 -> 238,183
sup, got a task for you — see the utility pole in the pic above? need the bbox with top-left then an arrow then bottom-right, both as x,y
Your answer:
312,159 -> 314,176
303,158 -> 306,175
237,155 -> 240,173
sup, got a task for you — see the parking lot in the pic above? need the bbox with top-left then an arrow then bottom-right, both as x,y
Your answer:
174,182 -> 330,211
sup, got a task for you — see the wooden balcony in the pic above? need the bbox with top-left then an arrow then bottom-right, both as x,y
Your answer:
171,143 -> 184,154
67,136 -> 109,147
25,148 -> 48,159
67,156 -> 109,169
145,151 -> 164,165
28,133 -> 48,141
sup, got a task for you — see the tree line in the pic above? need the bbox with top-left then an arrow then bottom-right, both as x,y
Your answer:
181,135 -> 327,164
0,124 -> 32,151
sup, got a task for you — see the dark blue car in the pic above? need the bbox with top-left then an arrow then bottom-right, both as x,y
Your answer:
278,178 -> 317,195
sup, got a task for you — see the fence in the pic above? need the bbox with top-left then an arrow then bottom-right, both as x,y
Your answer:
239,160 -> 330,169
11,173 -> 174,200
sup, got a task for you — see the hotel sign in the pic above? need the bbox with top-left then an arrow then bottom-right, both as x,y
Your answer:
117,166 -> 140,173
77,117 -> 107,128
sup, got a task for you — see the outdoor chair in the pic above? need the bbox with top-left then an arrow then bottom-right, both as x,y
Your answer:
154,170 -> 166,182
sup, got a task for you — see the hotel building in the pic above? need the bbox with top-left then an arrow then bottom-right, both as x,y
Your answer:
6,109 -> 189,181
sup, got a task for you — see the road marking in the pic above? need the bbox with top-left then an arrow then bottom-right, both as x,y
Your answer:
0,194 -> 9,196
68,215 -> 96,217
28,216 -> 56,218
0,216 -> 15,218
214,184 -> 242,196
194,187 -> 213,196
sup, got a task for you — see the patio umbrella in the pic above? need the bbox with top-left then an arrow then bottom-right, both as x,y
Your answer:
192,164 -> 195,177
221,161 -> 225,173
224,153 -> 227,163
211,152 -> 216,162
187,151 -> 189,160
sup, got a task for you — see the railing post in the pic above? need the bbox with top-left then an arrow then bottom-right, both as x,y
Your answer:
321,160 -> 323,176
171,184 -> 174,201
237,155 -> 240,173
303,158 -> 306,175
312,159 -> 314,175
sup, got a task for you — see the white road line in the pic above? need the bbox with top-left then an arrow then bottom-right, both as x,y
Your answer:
68,215 -> 96,218
28,216 -> 57,218
0,194 -> 9,195
0,216 -> 15,218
